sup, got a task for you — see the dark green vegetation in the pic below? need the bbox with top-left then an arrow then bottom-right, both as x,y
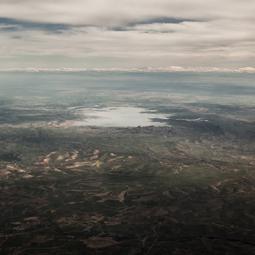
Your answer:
0,72 -> 255,254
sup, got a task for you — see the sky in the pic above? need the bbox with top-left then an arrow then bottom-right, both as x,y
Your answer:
0,0 -> 254,70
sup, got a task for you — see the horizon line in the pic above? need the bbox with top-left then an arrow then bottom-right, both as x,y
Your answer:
0,66 -> 255,73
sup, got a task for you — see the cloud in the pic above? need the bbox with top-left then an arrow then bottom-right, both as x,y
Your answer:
1,66 -> 255,73
0,0 -> 254,26
0,0 -> 254,69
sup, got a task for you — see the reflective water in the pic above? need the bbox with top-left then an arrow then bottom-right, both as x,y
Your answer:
67,107 -> 170,127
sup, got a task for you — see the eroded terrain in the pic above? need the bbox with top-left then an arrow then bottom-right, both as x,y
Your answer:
1,120 -> 255,255
0,72 -> 255,254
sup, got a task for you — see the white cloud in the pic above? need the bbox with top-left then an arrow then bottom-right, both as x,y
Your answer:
0,0 -> 254,69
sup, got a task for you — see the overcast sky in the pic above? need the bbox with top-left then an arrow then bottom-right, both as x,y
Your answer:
0,0 -> 254,69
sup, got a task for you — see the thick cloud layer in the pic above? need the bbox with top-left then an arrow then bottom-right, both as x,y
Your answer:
0,0 -> 254,69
